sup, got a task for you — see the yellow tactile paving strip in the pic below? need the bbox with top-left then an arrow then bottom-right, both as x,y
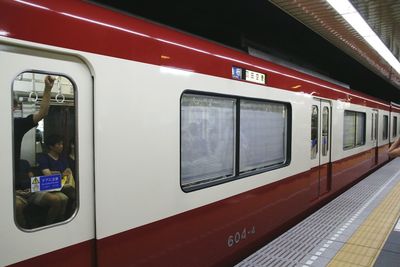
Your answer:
328,179 -> 400,267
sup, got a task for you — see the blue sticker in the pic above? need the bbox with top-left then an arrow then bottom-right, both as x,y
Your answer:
232,66 -> 242,80
31,174 -> 62,192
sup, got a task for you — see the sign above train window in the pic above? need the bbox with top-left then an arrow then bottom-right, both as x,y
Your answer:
232,66 -> 266,85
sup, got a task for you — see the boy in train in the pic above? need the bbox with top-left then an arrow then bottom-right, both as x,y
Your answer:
38,134 -> 76,218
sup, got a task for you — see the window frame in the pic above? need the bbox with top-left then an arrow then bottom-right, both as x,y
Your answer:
383,115 -> 389,140
393,116 -> 398,138
343,110 -> 366,150
311,105 -> 319,159
322,106 -> 329,156
12,70 -> 79,232
180,90 -> 292,192
371,113 -> 374,141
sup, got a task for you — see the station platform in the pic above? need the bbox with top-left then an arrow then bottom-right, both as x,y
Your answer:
236,158 -> 400,267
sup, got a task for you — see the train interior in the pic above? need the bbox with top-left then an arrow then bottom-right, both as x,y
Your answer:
13,72 -> 77,229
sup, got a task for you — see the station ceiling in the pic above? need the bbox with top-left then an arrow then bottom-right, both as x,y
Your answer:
93,0 -> 400,103
270,0 -> 400,95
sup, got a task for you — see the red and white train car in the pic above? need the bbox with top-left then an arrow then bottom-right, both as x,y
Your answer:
0,1 -> 398,266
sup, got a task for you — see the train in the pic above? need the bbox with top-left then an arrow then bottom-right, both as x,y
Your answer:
1,1 -> 399,266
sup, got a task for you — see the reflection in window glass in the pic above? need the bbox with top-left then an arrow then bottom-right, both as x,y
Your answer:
375,113 -> 378,140
371,114 -> 374,141
383,115 -> 388,140
181,94 -> 236,189
344,111 -> 356,149
180,93 -> 291,191
13,72 -> 76,230
393,117 -> 397,138
240,100 -> 287,173
322,107 -> 329,156
343,110 -> 365,150
398,117 -> 400,136
311,105 -> 318,159
356,113 -> 366,146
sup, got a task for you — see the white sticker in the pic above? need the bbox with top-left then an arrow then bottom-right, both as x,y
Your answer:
245,70 -> 266,84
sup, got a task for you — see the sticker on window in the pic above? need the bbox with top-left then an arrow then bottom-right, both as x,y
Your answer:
31,174 -> 62,192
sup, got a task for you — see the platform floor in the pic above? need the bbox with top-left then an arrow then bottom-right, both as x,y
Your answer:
236,158 -> 400,267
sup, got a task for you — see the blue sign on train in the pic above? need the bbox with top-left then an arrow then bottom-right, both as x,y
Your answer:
232,66 -> 243,80
31,174 -> 62,192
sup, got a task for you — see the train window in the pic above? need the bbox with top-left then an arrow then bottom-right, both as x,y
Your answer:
343,111 -> 356,149
322,107 -> 329,156
383,115 -> 388,140
240,100 -> 287,173
375,113 -> 378,140
311,105 -> 318,159
13,72 -> 77,230
371,114 -> 374,141
343,111 -> 365,150
393,117 -> 398,138
181,92 -> 290,191
398,118 -> 400,136
355,112 -> 366,146
181,94 -> 236,189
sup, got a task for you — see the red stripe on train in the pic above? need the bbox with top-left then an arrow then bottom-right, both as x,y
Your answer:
8,240 -> 96,267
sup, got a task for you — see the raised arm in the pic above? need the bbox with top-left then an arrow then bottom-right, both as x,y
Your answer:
388,138 -> 400,158
32,76 -> 55,124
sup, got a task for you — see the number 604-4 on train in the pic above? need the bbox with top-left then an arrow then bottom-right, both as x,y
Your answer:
0,1 -> 399,266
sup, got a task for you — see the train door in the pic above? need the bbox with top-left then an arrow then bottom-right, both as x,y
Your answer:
372,110 -> 379,166
0,46 -> 95,266
310,99 -> 332,200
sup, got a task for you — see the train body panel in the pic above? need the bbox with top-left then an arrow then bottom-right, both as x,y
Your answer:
0,46 -> 95,266
0,1 -> 398,266
91,51 -> 312,238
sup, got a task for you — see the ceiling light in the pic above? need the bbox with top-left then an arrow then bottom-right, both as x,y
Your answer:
326,0 -> 400,74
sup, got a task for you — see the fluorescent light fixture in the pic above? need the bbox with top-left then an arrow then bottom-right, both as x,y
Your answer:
326,0 -> 400,75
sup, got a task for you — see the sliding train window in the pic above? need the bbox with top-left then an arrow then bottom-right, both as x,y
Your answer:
239,100 -> 287,173
371,113 -> 375,141
310,106 -> 318,159
181,92 -> 290,192
322,107 -> 329,156
383,115 -> 388,140
12,72 -> 77,230
181,94 -> 236,191
343,110 -> 366,150
393,117 -> 398,138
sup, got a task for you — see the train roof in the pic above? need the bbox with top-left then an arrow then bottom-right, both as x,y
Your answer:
0,0 -> 390,110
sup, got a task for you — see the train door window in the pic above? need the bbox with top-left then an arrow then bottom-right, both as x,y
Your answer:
239,100 -> 287,173
398,118 -> 400,136
383,115 -> 388,140
181,94 -> 236,190
13,72 -> 77,230
371,113 -> 374,141
343,111 -> 356,149
355,112 -> 366,146
375,113 -> 378,140
393,117 -> 398,138
311,105 -> 318,159
322,107 -> 329,156
343,111 -> 365,149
